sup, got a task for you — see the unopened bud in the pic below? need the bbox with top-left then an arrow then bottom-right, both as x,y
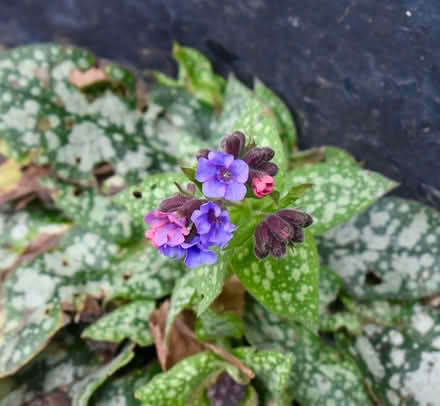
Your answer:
221,131 -> 246,158
197,149 -> 210,160
276,209 -> 313,228
159,195 -> 191,212
254,222 -> 271,259
259,162 -> 278,176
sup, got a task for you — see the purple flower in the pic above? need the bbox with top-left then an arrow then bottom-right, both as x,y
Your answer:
181,236 -> 217,268
191,201 -> 236,248
195,151 -> 249,201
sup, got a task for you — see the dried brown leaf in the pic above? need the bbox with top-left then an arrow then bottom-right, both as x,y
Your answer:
25,388 -> 71,406
69,68 -> 109,89
0,164 -> 52,208
149,301 -> 204,371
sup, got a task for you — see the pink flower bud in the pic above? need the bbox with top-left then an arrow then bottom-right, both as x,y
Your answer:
251,175 -> 274,198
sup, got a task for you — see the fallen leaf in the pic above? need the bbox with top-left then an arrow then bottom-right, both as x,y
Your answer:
69,67 -> 109,89
0,164 -> 52,208
149,301 -> 204,371
0,158 -> 23,193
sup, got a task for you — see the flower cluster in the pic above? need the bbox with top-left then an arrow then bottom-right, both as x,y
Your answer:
144,131 -> 311,267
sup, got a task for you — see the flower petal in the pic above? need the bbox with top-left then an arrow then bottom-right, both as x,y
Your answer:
207,151 -> 234,167
224,183 -> 247,201
203,179 -> 226,198
185,246 -> 217,268
228,159 -> 249,183
196,158 -> 216,182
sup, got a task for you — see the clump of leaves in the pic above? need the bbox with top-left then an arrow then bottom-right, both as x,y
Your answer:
0,43 -> 438,406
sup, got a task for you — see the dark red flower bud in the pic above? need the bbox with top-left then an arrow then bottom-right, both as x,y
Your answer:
159,195 -> 191,212
265,214 -> 294,242
243,147 -> 269,169
276,209 -> 313,228
260,147 -> 275,162
254,222 -> 271,259
177,199 -> 204,218
259,162 -> 278,176
253,209 -> 313,259
197,149 -> 210,160
221,131 -> 246,158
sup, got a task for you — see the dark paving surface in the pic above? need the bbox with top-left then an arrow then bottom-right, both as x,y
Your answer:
1,0 -> 439,208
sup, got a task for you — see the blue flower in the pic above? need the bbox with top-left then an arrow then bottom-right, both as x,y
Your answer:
181,236 -> 217,268
195,151 -> 249,201
191,201 -> 236,248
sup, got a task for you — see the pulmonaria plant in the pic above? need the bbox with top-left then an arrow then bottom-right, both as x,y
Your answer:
144,131 -> 313,268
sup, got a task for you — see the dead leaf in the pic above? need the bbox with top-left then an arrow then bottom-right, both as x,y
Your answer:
136,77 -> 149,111
0,158 -> 23,194
212,276 -> 245,316
149,301 -> 204,371
69,68 -> 109,89
150,300 -> 254,380
74,295 -> 104,324
0,164 -> 52,208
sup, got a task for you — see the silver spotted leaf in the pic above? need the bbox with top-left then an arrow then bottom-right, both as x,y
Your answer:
286,163 -> 397,235
195,308 -> 244,341
0,44 -> 177,184
114,172 -> 189,228
318,196 -> 440,300
233,97 -> 287,176
244,298 -> 373,405
0,227 -> 119,377
254,78 -> 297,153
352,312 -> 440,406
90,365 -> 160,406
44,178 -> 136,243
211,74 -> 252,142
71,344 -> 135,406
230,232 -> 320,329
0,330 -> 100,405
82,300 -> 155,347
134,351 -> 238,406
233,347 -> 293,406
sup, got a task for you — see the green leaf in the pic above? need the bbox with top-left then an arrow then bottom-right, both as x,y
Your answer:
193,259 -> 228,316
90,366 -> 159,406
196,308 -> 244,341
290,146 -> 357,170
82,300 -> 155,346
233,97 -> 287,175
114,172 -> 189,228
109,241 -> 186,301
134,351 -> 238,406
44,179 -> 136,243
286,163 -> 397,235
172,42 -> 225,108
211,74 -> 252,142
254,78 -> 297,153
244,298 -> 373,405
231,232 -> 320,328
324,146 -> 358,167
233,347 -> 293,405
71,344 -> 135,406
0,44 -> 176,184
278,183 -> 313,209
165,271 -> 198,340
318,196 -> 440,300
